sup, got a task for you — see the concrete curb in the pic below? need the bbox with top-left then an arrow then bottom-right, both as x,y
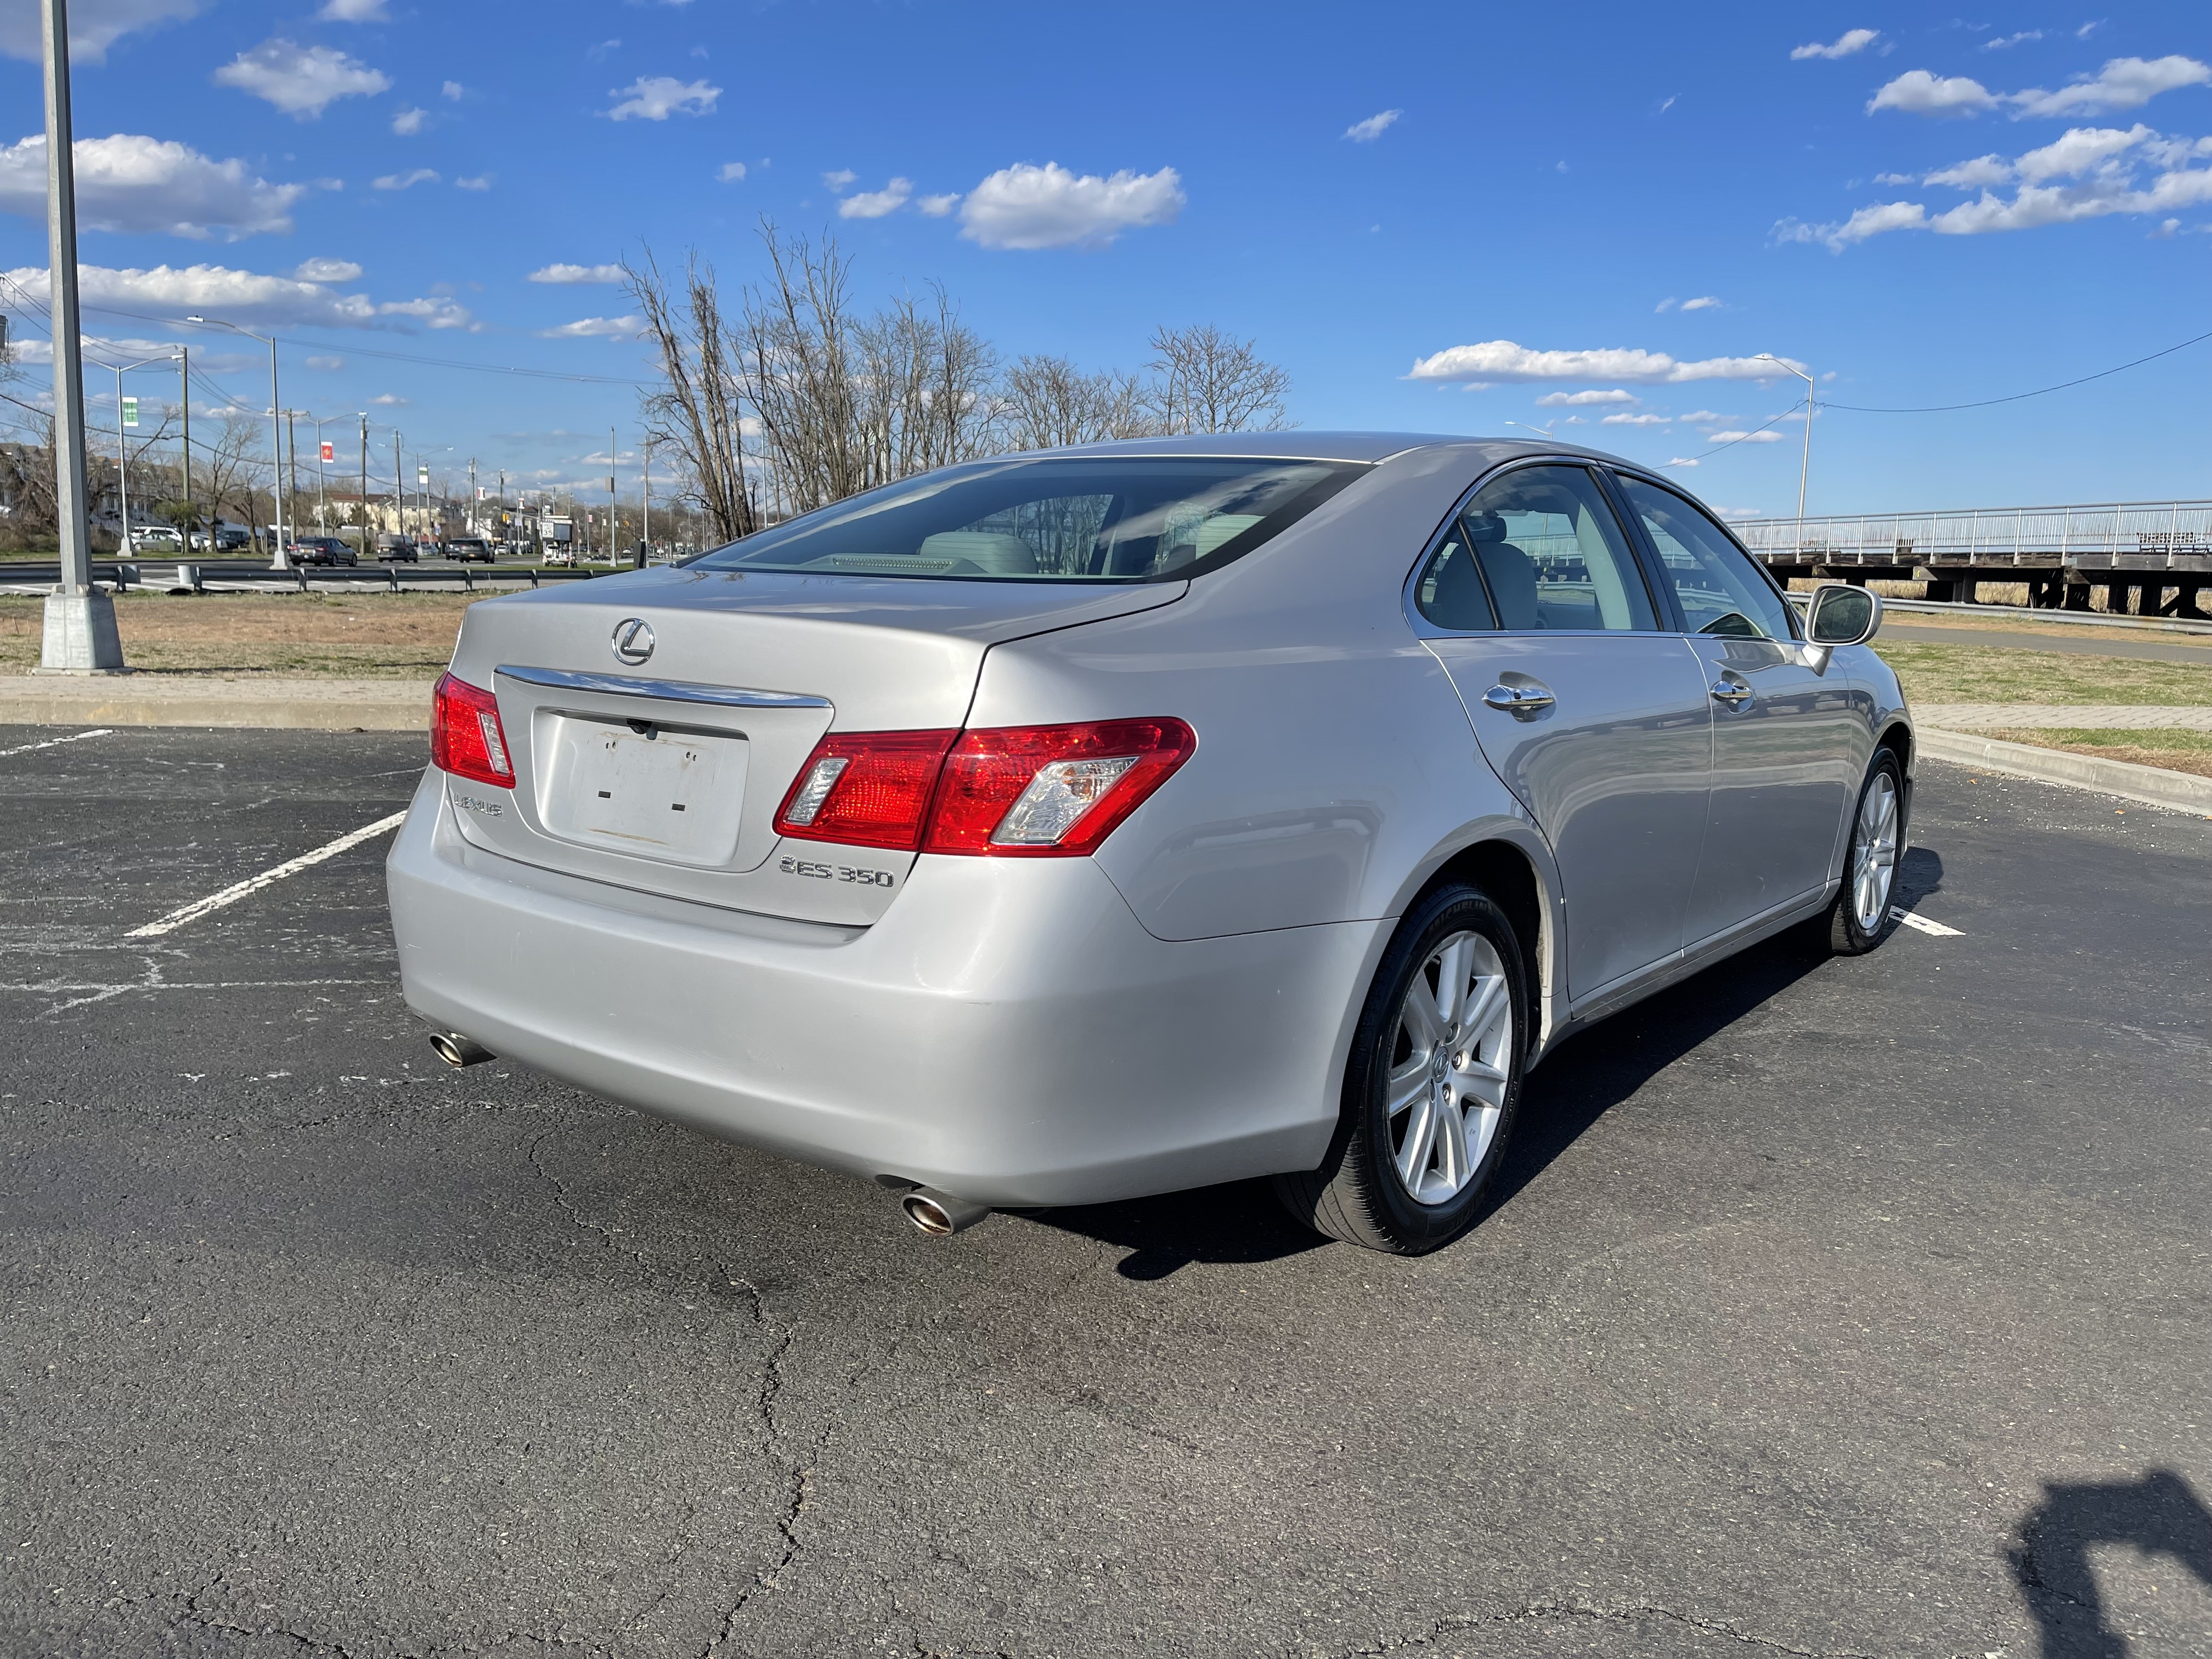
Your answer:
1919,726 -> 2212,816
0,676 -> 430,731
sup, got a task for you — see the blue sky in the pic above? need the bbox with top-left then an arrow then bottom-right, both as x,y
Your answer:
1,0 -> 2207,518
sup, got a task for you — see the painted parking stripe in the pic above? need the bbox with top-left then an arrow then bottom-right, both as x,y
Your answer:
0,727 -> 114,759
126,811 -> 408,939
1891,908 -> 1965,937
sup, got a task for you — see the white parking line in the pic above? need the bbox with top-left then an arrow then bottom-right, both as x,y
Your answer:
1891,908 -> 1965,937
126,811 -> 408,938
0,728 -> 114,759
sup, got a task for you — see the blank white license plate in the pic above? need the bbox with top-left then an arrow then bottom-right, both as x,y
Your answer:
548,721 -> 747,866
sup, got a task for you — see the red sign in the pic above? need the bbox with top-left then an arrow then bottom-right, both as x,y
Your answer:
320,441 -> 335,462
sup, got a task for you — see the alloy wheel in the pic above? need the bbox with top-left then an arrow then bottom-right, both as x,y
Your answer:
1385,931 -> 1514,1206
1851,772 -> 1900,932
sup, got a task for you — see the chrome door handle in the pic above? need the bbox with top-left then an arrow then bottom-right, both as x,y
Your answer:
1709,678 -> 1753,707
1483,684 -> 1554,712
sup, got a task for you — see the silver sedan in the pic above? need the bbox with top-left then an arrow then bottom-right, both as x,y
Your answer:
387,433 -> 1910,1254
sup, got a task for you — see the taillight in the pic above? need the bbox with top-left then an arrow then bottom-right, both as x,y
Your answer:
773,729 -> 959,850
431,672 -> 515,788
774,718 -> 1195,857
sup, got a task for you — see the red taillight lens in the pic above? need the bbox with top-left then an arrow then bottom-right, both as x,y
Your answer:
773,729 -> 960,850
776,719 -> 1195,857
928,718 -> 1195,856
431,672 -> 515,788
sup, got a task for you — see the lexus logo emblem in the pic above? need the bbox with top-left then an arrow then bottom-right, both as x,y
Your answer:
611,617 -> 655,666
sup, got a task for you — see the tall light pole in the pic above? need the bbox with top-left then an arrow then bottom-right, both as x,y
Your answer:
102,352 -> 176,554
189,314 -> 287,567
357,412 -> 369,548
608,423 -> 618,564
1757,353 -> 1816,528
37,0 -> 124,672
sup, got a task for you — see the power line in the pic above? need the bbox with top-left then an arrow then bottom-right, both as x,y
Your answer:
1816,324 -> 2212,414
1670,403 -> 1806,466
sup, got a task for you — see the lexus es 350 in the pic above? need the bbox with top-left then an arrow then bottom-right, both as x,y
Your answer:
387,434 -> 1909,1255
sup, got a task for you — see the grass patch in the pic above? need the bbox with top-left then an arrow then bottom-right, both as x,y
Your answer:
0,590 -> 490,678
1874,640 -> 2212,707
1987,727 -> 2212,780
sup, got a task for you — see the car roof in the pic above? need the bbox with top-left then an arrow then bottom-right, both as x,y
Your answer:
1006,430 -> 1644,469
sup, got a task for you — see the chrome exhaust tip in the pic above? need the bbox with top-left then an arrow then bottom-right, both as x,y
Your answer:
901,1187 -> 990,1237
430,1031 -> 495,1068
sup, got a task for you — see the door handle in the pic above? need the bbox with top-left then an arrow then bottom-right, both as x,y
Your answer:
1709,677 -> 1753,707
1483,684 -> 1554,713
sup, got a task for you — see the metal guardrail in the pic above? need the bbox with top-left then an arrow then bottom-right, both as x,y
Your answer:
1734,500 -> 2212,569
0,560 -> 609,593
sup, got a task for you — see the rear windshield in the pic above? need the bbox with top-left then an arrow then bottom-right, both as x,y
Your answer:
690,456 -> 1367,582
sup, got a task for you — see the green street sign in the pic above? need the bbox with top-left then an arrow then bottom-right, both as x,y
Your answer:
416,465 -> 429,486
121,396 -> 138,428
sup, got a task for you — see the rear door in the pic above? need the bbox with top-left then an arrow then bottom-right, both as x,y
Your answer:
1610,473 -> 1863,946
1414,462 -> 1713,1002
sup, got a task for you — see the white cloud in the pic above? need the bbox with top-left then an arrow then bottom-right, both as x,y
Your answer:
1664,458 -> 1700,467
213,39 -> 391,119
1705,430 -> 1785,443
821,168 -> 856,190
1676,410 -> 1733,423
304,354 -> 346,370
838,177 -> 911,219
540,315 -> 641,338
1869,69 -> 1998,116
917,192 -> 960,217
1344,110 -> 1402,143
292,256 -> 362,281
529,262 -> 625,285
441,80 -> 464,100
318,0 -> 387,19
1984,30 -> 2043,49
0,133 -> 308,239
957,162 -> 1184,251
716,161 -> 747,182
370,392 -> 408,405
1536,388 -> 1637,405
1406,341 -> 1803,386
2008,55 -> 2211,119
1781,123 -> 2212,247
453,174 -> 491,191
2,259 -> 477,332
605,76 -> 719,121
391,106 -> 427,136
1792,28 -> 1880,61
1654,296 -> 1676,312
1923,154 -> 2016,188
1678,295 -> 1722,311
2078,20 -> 2105,39
0,0 -> 205,64
1601,412 -> 1671,425
372,168 -> 438,191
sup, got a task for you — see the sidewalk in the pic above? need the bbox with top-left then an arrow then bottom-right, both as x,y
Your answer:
1916,702 -> 2212,731
0,674 -> 431,730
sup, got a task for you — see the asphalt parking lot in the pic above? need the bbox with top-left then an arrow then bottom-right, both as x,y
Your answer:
3,727 -> 2208,1659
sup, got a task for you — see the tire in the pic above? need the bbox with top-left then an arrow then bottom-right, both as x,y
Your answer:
1273,883 -> 1528,1255
1815,748 -> 1905,956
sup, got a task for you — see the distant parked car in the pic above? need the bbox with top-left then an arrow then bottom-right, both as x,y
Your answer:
291,536 -> 358,567
211,525 -> 252,551
443,535 -> 495,563
124,526 -> 183,554
375,535 -> 419,563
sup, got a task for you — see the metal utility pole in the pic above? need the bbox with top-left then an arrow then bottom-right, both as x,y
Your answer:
106,354 -> 170,556
609,424 -> 618,564
392,430 -> 403,540
641,434 -> 650,559
37,0 -> 123,671
177,346 -> 190,549
188,315 -> 286,566
1757,354 -> 1817,527
358,413 -> 368,546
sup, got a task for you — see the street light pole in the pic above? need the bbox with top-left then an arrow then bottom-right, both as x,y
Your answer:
105,353 -> 173,555
1758,353 -> 1816,526
188,314 -> 287,567
37,0 -> 124,671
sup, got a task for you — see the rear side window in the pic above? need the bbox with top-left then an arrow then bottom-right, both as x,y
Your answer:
692,457 -> 1366,582
1616,476 -> 1796,641
1415,464 -> 1656,633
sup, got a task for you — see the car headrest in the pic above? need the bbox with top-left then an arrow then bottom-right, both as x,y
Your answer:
1462,512 -> 1510,544
1475,541 -> 1541,630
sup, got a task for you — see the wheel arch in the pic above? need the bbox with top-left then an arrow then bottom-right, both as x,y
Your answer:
1875,718 -> 1915,828
1402,828 -> 1563,1063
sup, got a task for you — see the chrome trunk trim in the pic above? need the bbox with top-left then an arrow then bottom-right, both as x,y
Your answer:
495,664 -> 832,710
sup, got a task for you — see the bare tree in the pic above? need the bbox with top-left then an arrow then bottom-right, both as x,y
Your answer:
199,410 -> 269,534
997,355 -> 1153,452
1143,324 -> 1293,435
625,246 -> 757,543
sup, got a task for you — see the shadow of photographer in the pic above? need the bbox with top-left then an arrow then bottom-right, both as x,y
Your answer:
2011,1468 -> 2212,1657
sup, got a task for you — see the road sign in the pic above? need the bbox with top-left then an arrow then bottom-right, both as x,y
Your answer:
121,397 -> 138,428
320,441 -> 335,462
416,464 -> 429,487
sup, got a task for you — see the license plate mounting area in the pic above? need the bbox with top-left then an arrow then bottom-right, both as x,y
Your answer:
538,713 -> 748,867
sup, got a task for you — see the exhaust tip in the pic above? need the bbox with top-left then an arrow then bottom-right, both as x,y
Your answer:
430,1031 -> 495,1068
901,1187 -> 990,1237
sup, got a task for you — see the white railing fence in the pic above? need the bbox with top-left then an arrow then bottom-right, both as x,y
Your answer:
1733,500 -> 2212,565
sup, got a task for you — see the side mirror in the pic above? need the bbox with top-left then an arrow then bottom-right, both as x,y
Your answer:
1805,583 -> 1882,647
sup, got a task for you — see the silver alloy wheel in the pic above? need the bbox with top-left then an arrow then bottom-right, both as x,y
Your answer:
1851,771 -> 1900,932
1385,931 -> 1514,1207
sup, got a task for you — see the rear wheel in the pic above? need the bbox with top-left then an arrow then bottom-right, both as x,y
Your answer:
1274,883 -> 1527,1255
1816,749 -> 1904,955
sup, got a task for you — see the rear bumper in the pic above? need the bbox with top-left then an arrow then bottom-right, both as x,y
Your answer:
386,771 -> 1383,1206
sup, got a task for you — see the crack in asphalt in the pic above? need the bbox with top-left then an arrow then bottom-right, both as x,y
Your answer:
1307,1600 -> 1885,1659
